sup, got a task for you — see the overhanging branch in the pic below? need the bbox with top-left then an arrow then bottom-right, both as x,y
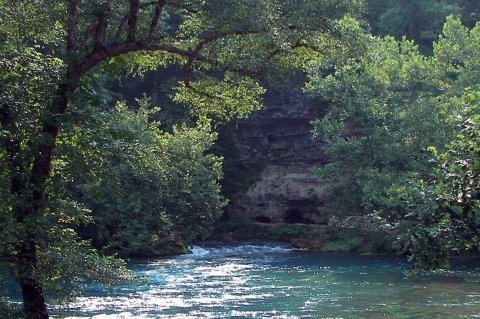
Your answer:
67,0 -> 78,53
77,41 -> 260,79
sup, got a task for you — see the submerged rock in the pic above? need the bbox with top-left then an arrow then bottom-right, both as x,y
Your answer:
290,238 -> 323,250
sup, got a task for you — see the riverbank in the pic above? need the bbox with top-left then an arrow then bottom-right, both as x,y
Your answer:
209,220 -> 398,254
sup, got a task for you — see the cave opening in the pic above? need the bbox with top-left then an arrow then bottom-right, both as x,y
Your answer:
267,134 -> 277,143
283,209 -> 315,224
255,216 -> 272,223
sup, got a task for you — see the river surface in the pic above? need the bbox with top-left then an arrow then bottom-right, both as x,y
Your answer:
4,241 -> 480,318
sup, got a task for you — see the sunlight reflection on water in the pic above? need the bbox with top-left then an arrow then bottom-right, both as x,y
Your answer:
43,241 -> 480,319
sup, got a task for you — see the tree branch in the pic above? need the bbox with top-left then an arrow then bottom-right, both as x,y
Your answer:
93,0 -> 112,52
127,0 -> 140,42
194,30 -> 263,53
115,0 -> 163,41
67,0 -> 78,53
79,21 -> 97,51
182,30 -> 262,83
76,41 -> 260,79
0,103 -> 19,162
149,0 -> 166,37
28,81 -> 77,215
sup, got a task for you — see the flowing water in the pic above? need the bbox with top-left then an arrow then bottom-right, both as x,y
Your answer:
4,241 -> 480,318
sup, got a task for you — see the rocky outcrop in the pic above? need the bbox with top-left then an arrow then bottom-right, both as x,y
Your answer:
228,165 -> 333,224
224,89 -> 335,225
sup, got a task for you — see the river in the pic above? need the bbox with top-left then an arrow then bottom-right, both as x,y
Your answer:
4,241 -> 480,318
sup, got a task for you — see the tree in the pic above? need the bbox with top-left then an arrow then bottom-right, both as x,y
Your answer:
306,17 -> 452,218
66,102 -> 226,257
457,0 -> 480,28
0,1 -> 362,317
0,43 -> 133,316
305,17 -> 480,268
366,0 -> 461,53
400,91 -> 480,270
402,20 -> 480,269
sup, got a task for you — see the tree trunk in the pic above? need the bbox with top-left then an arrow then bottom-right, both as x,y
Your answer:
15,238 -> 49,319
15,79 -> 77,319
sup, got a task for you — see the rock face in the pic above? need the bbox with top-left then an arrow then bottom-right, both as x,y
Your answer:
225,89 -> 334,225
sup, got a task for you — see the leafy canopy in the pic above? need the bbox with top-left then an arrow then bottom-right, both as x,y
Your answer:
306,17 -> 480,269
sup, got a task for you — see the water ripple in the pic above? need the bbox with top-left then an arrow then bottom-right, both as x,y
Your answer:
49,242 -> 480,319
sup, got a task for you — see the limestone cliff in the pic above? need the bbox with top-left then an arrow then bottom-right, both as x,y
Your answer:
223,89 -> 335,225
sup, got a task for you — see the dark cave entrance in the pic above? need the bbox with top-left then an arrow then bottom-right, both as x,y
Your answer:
283,208 -> 315,225
282,200 -> 323,225
255,216 -> 272,223
267,134 -> 278,143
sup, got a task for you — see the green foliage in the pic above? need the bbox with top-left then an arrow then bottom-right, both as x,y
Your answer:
365,0 -> 480,53
37,233 -> 134,301
0,0 -> 64,46
316,226 -> 395,253
433,17 -> 480,96
0,303 -> 24,319
367,0 -> 461,52
398,91 -> 480,270
307,17 -> 478,216
174,74 -> 266,122
458,0 -> 480,28
109,70 -> 192,132
268,224 -> 305,240
307,18 -> 480,269
0,44 -> 132,300
0,0 -> 373,316
59,101 -> 226,256
321,237 -> 363,253
308,37 -> 442,217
